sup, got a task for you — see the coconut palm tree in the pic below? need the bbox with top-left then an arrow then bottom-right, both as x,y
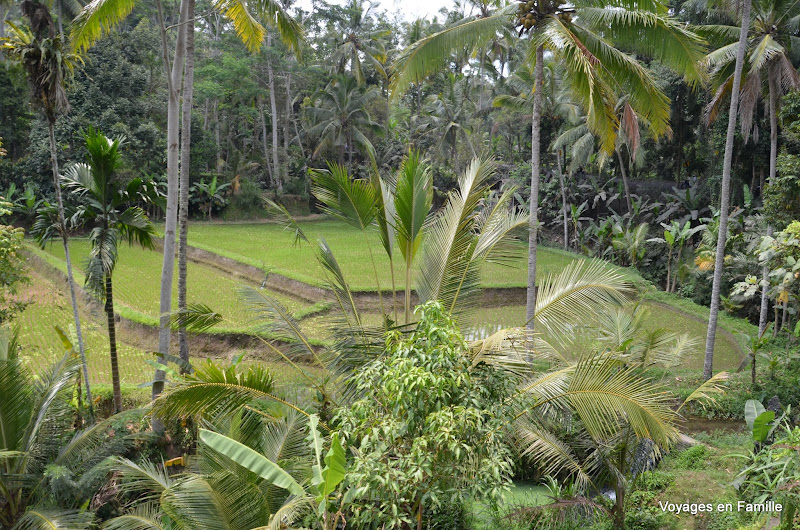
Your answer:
60,130 -> 156,413
2,12 -> 95,420
305,74 -> 383,171
326,0 -> 390,86
391,0 -> 706,331
703,0 -> 753,380
703,0 -> 800,342
416,74 -> 478,174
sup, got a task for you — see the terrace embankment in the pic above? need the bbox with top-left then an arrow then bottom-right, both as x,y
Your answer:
24,249 -> 323,363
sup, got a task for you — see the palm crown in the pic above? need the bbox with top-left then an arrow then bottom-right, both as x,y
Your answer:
392,0 -> 707,153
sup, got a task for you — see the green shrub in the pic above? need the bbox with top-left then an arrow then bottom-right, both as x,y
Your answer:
672,445 -> 708,470
634,470 -> 675,492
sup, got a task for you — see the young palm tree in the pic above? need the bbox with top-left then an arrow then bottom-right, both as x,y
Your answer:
0,343 -> 144,528
305,74 -> 383,170
2,13 -> 94,420
703,0 -> 753,380
61,130 -> 156,413
391,0 -> 706,330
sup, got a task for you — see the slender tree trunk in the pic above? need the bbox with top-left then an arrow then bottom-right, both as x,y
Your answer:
267,33 -> 282,194
105,275 -> 122,413
48,121 -> 94,421
56,0 -> 64,40
214,103 -> 221,170
703,0 -> 751,380
283,70 -> 292,181
759,75 -> 780,337
525,46 -> 543,330
348,129 -> 353,173
758,226 -> 773,337
259,97 -> 273,185
557,150 -> 568,250
177,0 -> 195,368
617,149 -> 633,214
153,0 -> 189,409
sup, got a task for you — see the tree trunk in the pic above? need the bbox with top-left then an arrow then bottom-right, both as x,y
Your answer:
617,148 -> 633,214
267,33 -> 282,194
525,45 -> 543,330
759,75 -> 780,338
153,0 -> 189,410
283,70 -> 292,181
48,121 -> 94,421
557,150 -> 568,251
259,96 -> 273,185
56,0 -> 64,40
758,226 -> 773,337
177,0 -> 195,368
105,275 -> 122,413
703,0 -> 751,380
214,102 -> 221,170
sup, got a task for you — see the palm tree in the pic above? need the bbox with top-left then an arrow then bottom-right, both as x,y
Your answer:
60,129 -> 156,413
69,0 -> 304,410
391,0 -> 706,331
326,0 -> 390,86
0,343 -> 144,528
2,12 -> 94,420
416,74 -> 478,174
703,0 -> 753,380
305,74 -> 383,170
704,0 -> 800,340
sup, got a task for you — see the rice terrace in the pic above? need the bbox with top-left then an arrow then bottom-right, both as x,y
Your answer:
2,0 -> 800,528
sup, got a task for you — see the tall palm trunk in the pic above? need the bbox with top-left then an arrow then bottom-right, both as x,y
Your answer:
267,33 -> 282,194
525,45 -> 543,330
153,0 -> 188,409
759,74 -> 780,336
177,0 -> 195,367
48,120 -> 94,421
758,226 -> 773,336
557,149 -> 568,250
259,96 -> 273,185
703,0 -> 751,380
284,70 -> 292,180
617,149 -> 633,214
104,274 -> 122,412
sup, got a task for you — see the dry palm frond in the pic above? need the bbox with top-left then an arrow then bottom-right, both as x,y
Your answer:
677,371 -> 729,413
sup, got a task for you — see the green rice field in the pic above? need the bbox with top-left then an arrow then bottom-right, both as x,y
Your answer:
184,220 -> 587,290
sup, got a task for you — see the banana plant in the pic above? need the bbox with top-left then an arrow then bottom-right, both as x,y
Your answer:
648,220 -> 706,292
199,414 -> 346,529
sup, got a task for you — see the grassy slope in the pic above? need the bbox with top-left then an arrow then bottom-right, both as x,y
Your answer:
25,220 -> 756,371
184,220 -> 585,290
14,269 -> 152,385
29,241 -> 311,334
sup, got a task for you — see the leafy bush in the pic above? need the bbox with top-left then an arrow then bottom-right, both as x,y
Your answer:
335,302 -> 514,528
672,445 -> 708,470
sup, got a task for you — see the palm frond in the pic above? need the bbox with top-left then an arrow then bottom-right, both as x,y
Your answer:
514,419 -> 594,488
12,508 -> 94,530
677,371 -> 729,413
390,8 -> 514,97
151,359 -> 311,421
70,0 -> 137,52
170,303 -> 224,334
310,163 -> 376,231
533,259 -> 632,341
